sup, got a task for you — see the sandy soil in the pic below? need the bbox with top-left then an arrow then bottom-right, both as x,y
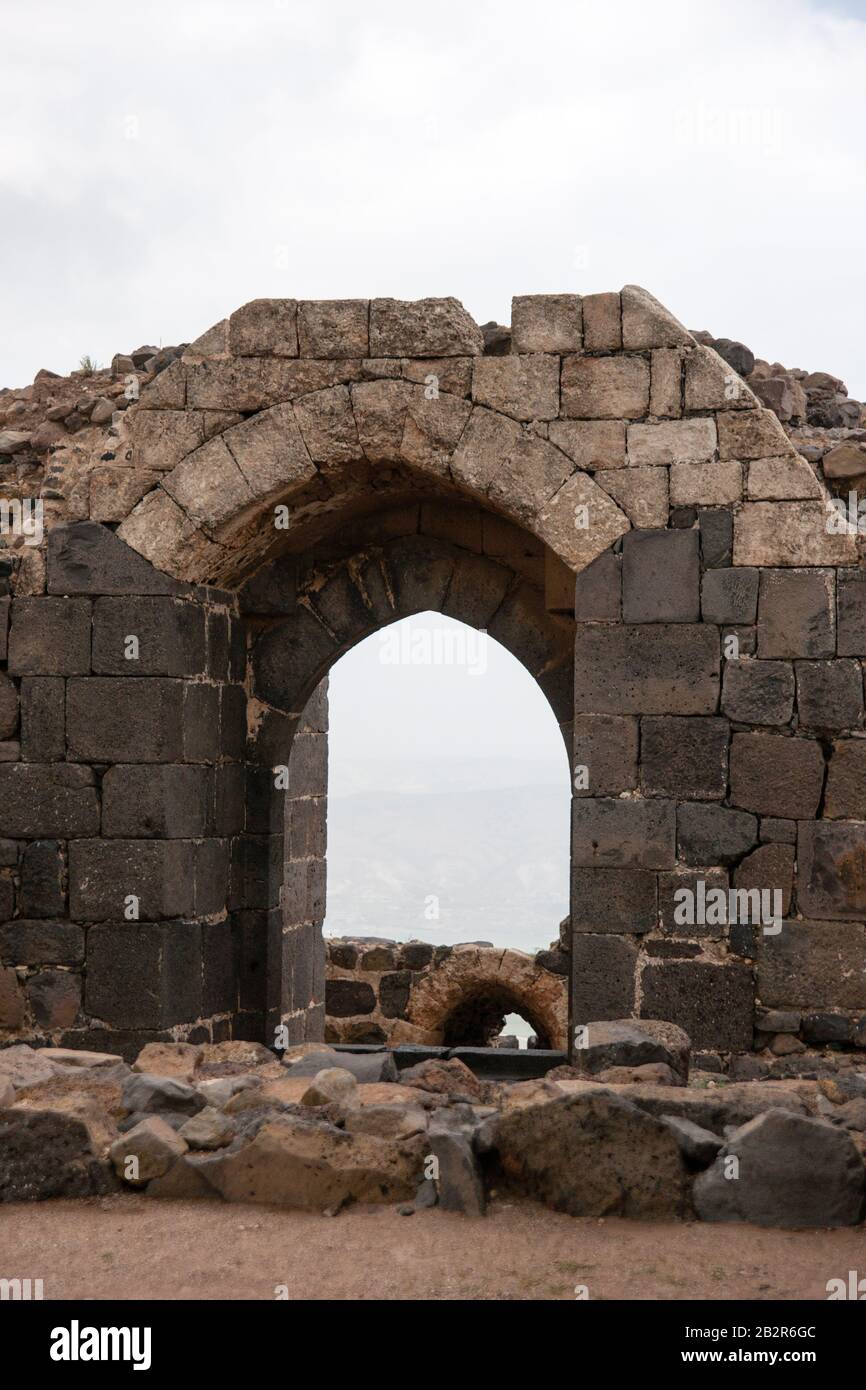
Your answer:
0,1194 -> 858,1300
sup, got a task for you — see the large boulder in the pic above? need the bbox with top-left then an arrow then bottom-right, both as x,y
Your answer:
398,1057 -> 485,1101
489,1090 -> 691,1218
0,1105 -> 113,1200
121,1072 -> 205,1118
694,1110 -> 864,1228
571,1020 -> 691,1083
196,1113 -> 424,1210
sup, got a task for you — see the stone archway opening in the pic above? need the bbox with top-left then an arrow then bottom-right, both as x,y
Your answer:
440,990 -> 552,1050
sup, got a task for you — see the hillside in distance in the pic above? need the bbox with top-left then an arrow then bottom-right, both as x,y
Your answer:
322,756 -> 571,953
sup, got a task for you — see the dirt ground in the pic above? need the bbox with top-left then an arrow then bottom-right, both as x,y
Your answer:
0,1194 -> 859,1300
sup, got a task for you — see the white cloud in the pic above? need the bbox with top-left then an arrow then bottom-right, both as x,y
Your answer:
1,0 -> 864,393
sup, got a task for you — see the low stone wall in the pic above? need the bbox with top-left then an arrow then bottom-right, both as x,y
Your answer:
324,937 -> 569,1051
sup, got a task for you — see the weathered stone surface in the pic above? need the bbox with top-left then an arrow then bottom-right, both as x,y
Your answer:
471,353 -> 559,420
298,300 -> 369,358
822,439 -> 866,479
758,919 -> 866,1009
427,1130 -> 486,1215
130,408 -> 206,471
572,1019 -> 690,1082
658,868 -> 729,937
8,597 -> 91,676
796,660 -> 863,729
0,1043 -> 60,1089
757,569 -> 835,658
640,716 -> 729,799
661,1114 -> 722,1167
729,733 -> 824,818
132,1041 -> 202,1080
121,1072 -> 205,1117
110,1116 -> 187,1185
177,1107 -> 236,1150
301,1067 -> 358,1108
621,285 -> 691,350
797,822 -> 866,920
0,764 -> 99,838
734,843 -> 794,917
572,799 -> 675,869
490,1089 -> 691,1217
825,740 -> 866,818
734,502 -> 857,567
534,470 -> 630,570
560,354 -> 649,419
670,460 -> 742,506
324,979 -> 376,1017
229,298 -> 298,357
570,934 -> 638,1021
649,348 -> 682,417
640,960 -> 754,1051
595,465 -> 668,529
199,1114 -> 422,1209
293,385 -> 362,467
701,567 -> 758,625
746,455 -> 822,500
48,521 -> 183,596
0,1105 -> 113,1200
627,418 -> 716,466
369,298 -> 482,357
548,418 -> 626,469
570,867 -> 657,933
287,1049 -> 398,1083
677,803 -> 758,865
717,407 -> 791,461
684,344 -> 753,412
694,1111 -> 863,1228
511,294 -> 582,353
837,571 -> 866,656
582,292 -> 621,350
574,625 -> 719,714
572,714 -> 638,795
572,550 -> 621,620
622,529 -> 700,622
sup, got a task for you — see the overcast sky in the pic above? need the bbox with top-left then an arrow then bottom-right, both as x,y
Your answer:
2,0 -> 865,396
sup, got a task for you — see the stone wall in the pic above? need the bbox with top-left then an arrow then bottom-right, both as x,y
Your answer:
0,288 -> 864,1061
324,937 -> 569,1050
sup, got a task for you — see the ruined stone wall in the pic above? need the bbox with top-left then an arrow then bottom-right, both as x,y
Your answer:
323,938 -> 569,1050
1,288 -> 864,1062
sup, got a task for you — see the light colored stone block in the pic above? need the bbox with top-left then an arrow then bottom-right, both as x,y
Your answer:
351,379 -> 416,463
733,501 -> 858,566
131,409 -> 206,471
511,294 -> 582,353
294,385 -> 363,468
627,418 -> 717,466
621,285 -> 691,350
89,467 -> 162,523
163,434 -> 254,528
746,455 -> 823,500
451,406 -> 524,492
561,355 -> 650,419
684,344 -> 756,412
582,292 -> 622,351
369,298 -> 483,357
670,459 -> 742,505
717,407 -> 795,461
595,466 -> 669,528
548,419 -> 627,469
222,403 -> 316,498
229,298 -> 299,357
536,471 -> 630,570
650,349 -> 682,418
472,353 -> 560,420
399,392 -> 472,476
298,300 -> 369,358
117,488 -> 226,580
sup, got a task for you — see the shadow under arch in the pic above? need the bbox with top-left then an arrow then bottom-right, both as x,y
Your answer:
238,498 -> 576,1047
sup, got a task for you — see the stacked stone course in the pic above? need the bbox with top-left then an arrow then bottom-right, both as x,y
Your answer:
0,287 -> 864,1062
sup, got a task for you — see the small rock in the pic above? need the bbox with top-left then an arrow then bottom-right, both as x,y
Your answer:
109,1116 -> 188,1185
301,1067 -> 358,1108
0,1044 -> 59,1090
89,397 -> 115,425
428,1131 -> 486,1216
660,1114 -> 723,1167
197,1074 -> 262,1109
398,1057 -> 485,1101
178,1106 -> 236,1150
132,1041 -> 203,1081
0,430 -> 32,454
287,1049 -> 397,1084
346,1104 -> 427,1140
121,1072 -> 205,1117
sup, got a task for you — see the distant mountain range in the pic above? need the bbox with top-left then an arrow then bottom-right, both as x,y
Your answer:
323,756 -> 571,954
